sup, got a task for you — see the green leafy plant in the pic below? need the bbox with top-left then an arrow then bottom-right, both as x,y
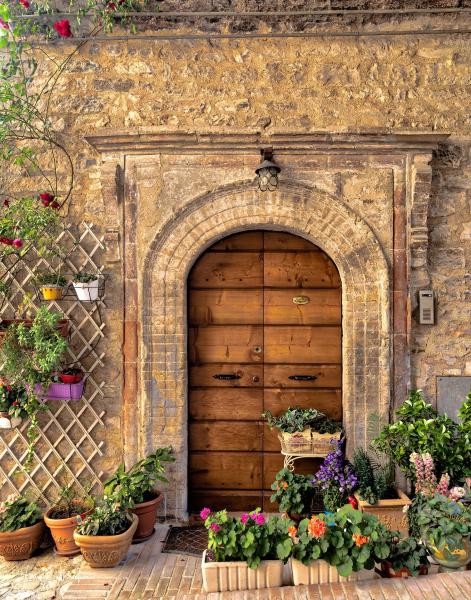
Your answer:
48,482 -> 94,520
35,272 -> 67,288
383,534 -> 429,576
373,390 -> 471,485
262,406 -> 341,434
352,448 -> 395,505
270,468 -> 315,517
73,273 -> 99,283
75,499 -> 133,537
0,494 -> 41,532
200,508 -> 292,569
104,447 -> 174,508
0,382 -> 27,420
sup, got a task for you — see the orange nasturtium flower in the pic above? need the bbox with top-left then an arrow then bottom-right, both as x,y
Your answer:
352,533 -> 369,547
308,517 -> 327,539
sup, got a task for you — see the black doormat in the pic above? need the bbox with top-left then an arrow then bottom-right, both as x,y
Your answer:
162,526 -> 208,557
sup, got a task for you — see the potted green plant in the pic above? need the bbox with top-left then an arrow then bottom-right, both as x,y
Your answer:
200,508 -> 292,592
379,534 -> 429,577
35,272 -> 68,301
104,446 -> 174,542
352,448 -> 411,536
74,499 -> 138,568
0,494 -> 45,560
0,307 -> 69,467
44,483 -> 94,556
59,367 -> 83,384
0,383 -> 27,429
270,468 -> 315,521
290,505 -> 390,584
72,273 -> 100,302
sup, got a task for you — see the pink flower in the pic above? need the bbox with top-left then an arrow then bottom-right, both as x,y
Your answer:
200,507 -> 211,520
449,487 -> 465,501
53,19 -> 72,38
436,473 -> 450,496
210,523 -> 220,532
240,513 -> 250,524
19,0 -> 30,8
0,18 -> 10,30
12,239 -> 23,249
255,513 -> 265,525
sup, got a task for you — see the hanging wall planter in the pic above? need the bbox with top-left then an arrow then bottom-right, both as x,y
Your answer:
34,377 -> 85,402
72,273 -> 100,302
35,273 -> 68,301
41,285 -> 65,301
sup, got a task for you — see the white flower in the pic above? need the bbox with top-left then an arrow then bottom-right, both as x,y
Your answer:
402,504 -> 409,513
6,494 -> 18,503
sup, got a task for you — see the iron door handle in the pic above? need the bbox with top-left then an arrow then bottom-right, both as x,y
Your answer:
213,373 -> 242,381
288,375 -> 318,381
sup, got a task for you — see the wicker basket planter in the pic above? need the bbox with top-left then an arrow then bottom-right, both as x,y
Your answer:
355,488 -> 411,537
279,429 -> 312,453
311,431 -> 342,454
291,558 -> 377,585
202,550 -> 284,592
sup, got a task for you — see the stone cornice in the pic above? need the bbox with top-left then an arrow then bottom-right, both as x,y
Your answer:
85,130 -> 450,155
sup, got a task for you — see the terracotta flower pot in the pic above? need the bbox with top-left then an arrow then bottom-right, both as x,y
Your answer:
131,492 -> 163,543
354,488 -> 411,537
73,513 -> 138,568
44,504 -> 90,557
0,520 -> 45,561
379,561 -> 429,578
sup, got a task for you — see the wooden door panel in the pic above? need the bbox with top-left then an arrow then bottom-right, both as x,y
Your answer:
264,326 -> 341,364
189,365 -> 263,387
263,424 -> 281,452
264,389 -> 342,420
263,232 -> 317,251
189,452 -> 262,489
189,252 -> 263,288
189,389 -> 264,420
211,231 -> 263,251
264,364 -> 342,388
264,252 -> 341,288
189,422 -> 262,452
189,326 -> 263,363
189,490 -> 264,513
264,289 -> 341,325
262,454 -> 322,490
189,290 -> 263,325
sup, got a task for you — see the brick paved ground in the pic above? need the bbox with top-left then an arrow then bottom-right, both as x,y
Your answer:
59,524 -> 471,600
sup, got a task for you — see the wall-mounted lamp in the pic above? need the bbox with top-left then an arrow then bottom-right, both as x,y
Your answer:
255,148 -> 281,192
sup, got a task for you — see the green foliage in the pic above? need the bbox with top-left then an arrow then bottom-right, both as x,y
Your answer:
0,382 -> 27,419
0,494 -> 41,532
373,390 -> 471,484
383,534 -> 429,576
73,273 -> 98,283
75,499 -> 133,537
262,406 -> 342,434
104,447 -> 174,508
352,448 -> 395,505
48,482 -> 94,519
270,468 -> 314,517
415,493 -> 471,552
35,272 -> 67,287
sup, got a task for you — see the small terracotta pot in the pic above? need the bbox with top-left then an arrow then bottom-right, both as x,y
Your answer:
0,520 -> 45,561
131,492 -> 163,543
73,513 -> 138,568
44,504 -> 90,556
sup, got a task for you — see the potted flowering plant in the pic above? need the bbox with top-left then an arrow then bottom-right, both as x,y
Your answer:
270,468 -> 315,521
312,440 -> 357,512
200,508 -> 292,592
72,273 -> 101,302
379,534 -> 429,577
74,499 -> 138,568
0,494 -> 45,560
0,383 -> 27,429
35,272 -> 68,301
104,447 -> 174,542
290,505 -> 390,584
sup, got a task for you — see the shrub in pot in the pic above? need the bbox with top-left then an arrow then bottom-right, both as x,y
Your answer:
44,484 -> 94,556
0,383 -> 27,429
200,508 -> 292,592
74,499 -> 138,568
104,446 -> 174,542
72,273 -> 100,302
0,494 -> 44,560
379,534 -> 429,577
311,440 -> 357,512
35,272 -> 67,301
270,468 -> 315,521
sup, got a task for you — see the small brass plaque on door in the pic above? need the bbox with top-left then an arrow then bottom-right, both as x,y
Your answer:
292,295 -> 310,305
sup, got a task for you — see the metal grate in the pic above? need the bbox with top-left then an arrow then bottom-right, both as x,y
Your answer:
0,223 -> 106,502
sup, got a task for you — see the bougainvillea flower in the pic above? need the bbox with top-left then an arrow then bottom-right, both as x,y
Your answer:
200,507 -> 211,520
38,192 -> 54,207
308,516 -> 327,538
53,19 -> 72,38
12,239 -> 23,248
19,0 -> 30,8
209,522 -> 220,532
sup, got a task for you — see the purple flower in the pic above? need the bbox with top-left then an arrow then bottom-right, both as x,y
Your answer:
210,523 -> 220,532
200,507 -> 211,520
240,513 -> 250,524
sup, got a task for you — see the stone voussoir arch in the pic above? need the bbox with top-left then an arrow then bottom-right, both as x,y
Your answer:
141,179 -> 391,517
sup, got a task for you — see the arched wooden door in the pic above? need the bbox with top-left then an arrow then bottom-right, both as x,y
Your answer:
188,231 -> 342,512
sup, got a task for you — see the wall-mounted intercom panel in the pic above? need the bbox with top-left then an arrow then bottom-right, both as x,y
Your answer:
419,290 -> 435,325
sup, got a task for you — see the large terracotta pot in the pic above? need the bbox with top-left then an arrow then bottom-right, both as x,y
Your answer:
131,492 -> 163,543
44,504 -> 90,557
73,514 -> 138,568
0,520 -> 45,561
355,488 -> 411,537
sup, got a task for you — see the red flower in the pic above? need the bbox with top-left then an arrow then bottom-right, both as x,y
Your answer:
38,192 -> 54,207
0,236 -> 13,245
19,0 -> 30,8
12,239 -> 23,249
53,19 -> 72,38
50,201 -> 60,210
0,18 -> 10,30
12,401 -> 18,406
107,1 -> 117,10
3,199 -> 9,207
7,386 -> 12,392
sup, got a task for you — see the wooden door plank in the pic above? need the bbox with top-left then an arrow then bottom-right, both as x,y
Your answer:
264,364 -> 341,388
189,252 -> 263,288
262,454 -> 322,490
189,389 -> 264,420
263,232 -> 319,251
189,452 -> 262,489
264,252 -> 341,288
189,326 -> 263,363
264,326 -> 341,364
264,389 -> 342,420
189,365 -> 263,387
189,289 -> 263,325
189,422 -> 262,452
211,231 -> 263,251
189,490 -> 264,512
264,289 -> 341,325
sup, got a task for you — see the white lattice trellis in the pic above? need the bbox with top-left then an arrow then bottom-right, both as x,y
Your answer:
0,222 -> 107,502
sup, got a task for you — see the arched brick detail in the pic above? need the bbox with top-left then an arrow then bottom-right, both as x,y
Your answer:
141,180 -> 391,518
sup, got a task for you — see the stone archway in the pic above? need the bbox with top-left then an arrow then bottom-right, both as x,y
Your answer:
140,179 -> 391,518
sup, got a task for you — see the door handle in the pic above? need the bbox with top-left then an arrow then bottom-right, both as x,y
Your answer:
288,375 -> 318,381
213,373 -> 242,381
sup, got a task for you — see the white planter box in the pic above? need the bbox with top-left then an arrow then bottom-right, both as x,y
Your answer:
291,558 -> 378,585
73,280 -> 99,302
202,550 -> 284,592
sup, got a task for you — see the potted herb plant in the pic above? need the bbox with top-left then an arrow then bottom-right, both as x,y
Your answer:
200,508 -> 292,592
35,272 -> 68,301
311,440 -> 357,512
379,534 -> 429,577
59,367 -> 83,384
74,499 -> 138,568
0,383 -> 27,429
0,494 -> 45,560
290,505 -> 390,584
104,447 -> 174,542
352,448 -> 411,536
72,273 -> 100,302
44,483 -> 94,556
270,468 -> 315,521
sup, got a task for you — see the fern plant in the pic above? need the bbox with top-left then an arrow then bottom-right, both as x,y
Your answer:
352,447 -> 395,505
